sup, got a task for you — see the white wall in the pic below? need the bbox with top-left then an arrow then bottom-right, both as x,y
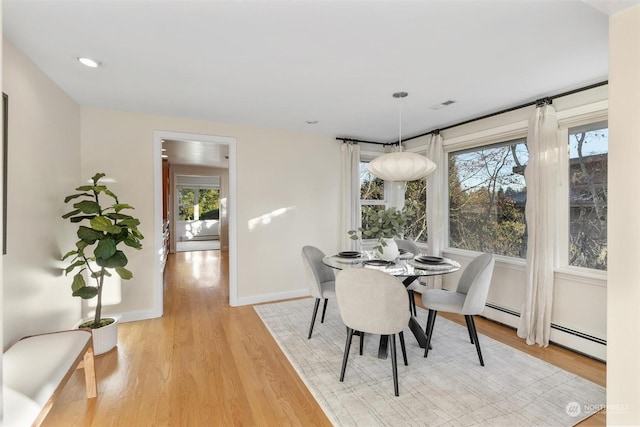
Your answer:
2,39 -> 82,348
608,5 -> 640,424
80,107 -> 341,317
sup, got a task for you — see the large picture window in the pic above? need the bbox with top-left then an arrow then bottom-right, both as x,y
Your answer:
448,138 -> 528,258
568,121 -> 608,271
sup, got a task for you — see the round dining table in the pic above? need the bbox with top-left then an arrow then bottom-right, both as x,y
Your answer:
323,250 -> 461,359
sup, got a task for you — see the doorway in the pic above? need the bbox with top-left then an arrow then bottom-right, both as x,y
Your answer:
153,131 -> 238,311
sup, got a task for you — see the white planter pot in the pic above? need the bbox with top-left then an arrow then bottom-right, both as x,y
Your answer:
76,317 -> 118,356
378,238 -> 399,261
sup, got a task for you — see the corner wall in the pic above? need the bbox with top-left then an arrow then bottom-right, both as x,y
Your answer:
2,39 -> 82,348
608,5 -> 640,424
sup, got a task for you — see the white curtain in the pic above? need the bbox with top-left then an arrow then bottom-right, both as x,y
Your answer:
426,133 -> 445,289
340,143 -> 361,251
517,103 -> 559,347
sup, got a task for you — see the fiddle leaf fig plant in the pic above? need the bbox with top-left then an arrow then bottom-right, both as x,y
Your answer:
61,173 -> 144,329
348,202 -> 417,254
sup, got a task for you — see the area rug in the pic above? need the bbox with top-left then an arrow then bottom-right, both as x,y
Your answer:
254,298 -> 605,427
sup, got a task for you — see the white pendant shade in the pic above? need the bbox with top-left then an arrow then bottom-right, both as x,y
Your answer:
368,151 -> 436,182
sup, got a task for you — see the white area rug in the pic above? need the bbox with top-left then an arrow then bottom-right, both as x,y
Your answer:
254,298 -> 605,427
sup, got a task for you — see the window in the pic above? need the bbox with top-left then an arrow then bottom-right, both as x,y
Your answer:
448,138 -> 528,258
568,121 -> 608,270
403,180 -> 427,243
359,161 -> 427,243
177,186 -> 220,221
359,161 -> 387,219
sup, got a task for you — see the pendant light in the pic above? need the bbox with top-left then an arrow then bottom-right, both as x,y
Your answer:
368,92 -> 436,182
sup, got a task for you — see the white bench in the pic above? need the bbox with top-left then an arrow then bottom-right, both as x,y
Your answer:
2,329 -> 98,426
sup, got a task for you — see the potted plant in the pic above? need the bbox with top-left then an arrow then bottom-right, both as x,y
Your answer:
348,202 -> 417,260
61,173 -> 144,354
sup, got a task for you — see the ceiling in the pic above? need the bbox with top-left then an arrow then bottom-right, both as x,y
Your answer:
3,0 -> 637,166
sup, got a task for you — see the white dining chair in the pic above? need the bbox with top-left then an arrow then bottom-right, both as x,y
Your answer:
422,253 -> 495,366
335,268 -> 410,396
394,239 -> 422,315
301,245 -> 336,339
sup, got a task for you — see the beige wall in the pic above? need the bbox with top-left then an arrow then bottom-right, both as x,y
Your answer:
608,5 -> 640,424
2,39 -> 82,347
80,107 -> 341,318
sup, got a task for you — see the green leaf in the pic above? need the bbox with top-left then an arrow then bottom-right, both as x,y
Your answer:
96,250 -> 128,268
104,189 -> 118,200
74,200 -> 101,214
119,218 -> 140,228
75,185 -> 95,191
70,215 -> 97,223
95,238 -> 117,259
78,226 -> 102,244
64,260 -> 86,274
113,203 -> 134,213
64,193 -> 90,203
106,213 -> 133,220
62,209 -> 81,219
71,273 -> 86,293
105,224 -> 123,234
61,250 -> 78,261
123,235 -> 143,249
116,266 -> 133,280
91,172 -> 106,184
90,216 -> 113,231
73,287 -> 98,299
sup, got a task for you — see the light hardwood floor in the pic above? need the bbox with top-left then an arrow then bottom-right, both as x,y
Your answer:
43,250 -> 605,426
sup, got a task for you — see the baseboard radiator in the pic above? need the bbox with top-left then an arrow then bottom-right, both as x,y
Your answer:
483,303 -> 606,362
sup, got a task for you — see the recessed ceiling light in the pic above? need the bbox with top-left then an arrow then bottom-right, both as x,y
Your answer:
77,57 -> 101,68
161,154 -> 169,159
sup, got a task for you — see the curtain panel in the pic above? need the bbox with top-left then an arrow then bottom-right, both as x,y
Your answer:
340,143 -> 361,251
426,133 -> 445,289
517,103 -> 559,347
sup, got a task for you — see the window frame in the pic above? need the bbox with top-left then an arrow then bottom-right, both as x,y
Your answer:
555,108 -> 608,279
446,136 -> 529,259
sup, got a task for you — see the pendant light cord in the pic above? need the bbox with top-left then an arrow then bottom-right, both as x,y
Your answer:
393,91 -> 408,152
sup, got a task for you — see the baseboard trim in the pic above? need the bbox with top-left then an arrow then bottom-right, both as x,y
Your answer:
235,288 -> 310,306
483,303 -> 606,362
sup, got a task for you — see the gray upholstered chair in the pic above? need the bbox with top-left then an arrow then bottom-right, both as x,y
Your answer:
302,245 -> 336,339
394,239 -> 422,315
422,253 -> 495,366
335,268 -> 410,396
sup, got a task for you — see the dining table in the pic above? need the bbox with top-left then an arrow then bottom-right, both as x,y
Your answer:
322,249 -> 461,359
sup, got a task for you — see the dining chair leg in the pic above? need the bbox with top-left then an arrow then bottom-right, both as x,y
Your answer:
321,298 -> 329,323
340,327 -> 355,381
464,315 -> 475,344
399,331 -> 408,366
424,309 -> 437,358
308,298 -> 320,339
407,290 -> 417,316
390,334 -> 399,396
359,332 -> 365,355
466,315 -> 484,366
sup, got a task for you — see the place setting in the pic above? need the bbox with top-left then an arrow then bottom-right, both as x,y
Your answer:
410,254 -> 461,271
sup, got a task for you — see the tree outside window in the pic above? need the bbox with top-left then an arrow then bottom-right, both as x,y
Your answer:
448,138 -> 528,257
568,121 -> 608,270
178,187 -> 220,221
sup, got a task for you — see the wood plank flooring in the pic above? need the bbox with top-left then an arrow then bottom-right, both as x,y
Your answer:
42,250 -> 605,426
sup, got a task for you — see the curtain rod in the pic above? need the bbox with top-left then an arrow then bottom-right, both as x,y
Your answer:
336,80 -> 608,146
401,80 -> 608,144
